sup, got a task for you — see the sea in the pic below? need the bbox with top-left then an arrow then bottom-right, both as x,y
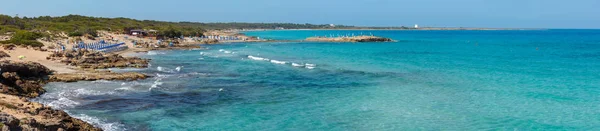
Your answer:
33,29 -> 600,130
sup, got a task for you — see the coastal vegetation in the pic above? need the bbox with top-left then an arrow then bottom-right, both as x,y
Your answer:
0,14 -> 206,38
0,14 -> 406,40
0,31 -> 44,47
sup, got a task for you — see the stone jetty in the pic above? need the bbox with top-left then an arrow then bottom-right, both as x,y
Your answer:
305,35 -> 393,42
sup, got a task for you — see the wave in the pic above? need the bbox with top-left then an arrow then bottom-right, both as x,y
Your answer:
248,55 -> 269,61
247,55 -> 316,69
305,63 -> 316,69
91,80 -> 114,83
114,86 -> 134,91
157,66 -> 182,73
178,72 -> 209,78
219,49 -> 235,54
70,113 -> 124,131
146,51 -> 165,55
270,60 -> 287,64
47,97 -> 80,109
149,79 -> 163,91
291,63 -> 304,67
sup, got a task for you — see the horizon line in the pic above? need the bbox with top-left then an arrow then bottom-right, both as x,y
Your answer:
2,13 -> 600,30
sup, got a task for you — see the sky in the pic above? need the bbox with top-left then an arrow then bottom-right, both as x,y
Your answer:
1,0 -> 599,29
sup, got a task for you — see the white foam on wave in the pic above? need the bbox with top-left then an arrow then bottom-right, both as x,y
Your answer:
219,49 -> 234,54
47,97 -> 80,109
270,60 -> 287,64
149,79 -> 163,91
248,55 -> 269,61
246,54 -> 316,69
70,113 -> 124,131
175,66 -> 183,72
155,73 -> 173,78
147,51 -> 165,56
115,86 -> 133,91
157,66 -> 165,72
157,66 -> 181,73
91,80 -> 113,83
305,63 -> 316,69
291,63 -> 304,67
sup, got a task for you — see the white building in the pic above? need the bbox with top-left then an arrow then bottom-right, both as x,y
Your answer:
414,24 -> 419,28
329,24 -> 336,27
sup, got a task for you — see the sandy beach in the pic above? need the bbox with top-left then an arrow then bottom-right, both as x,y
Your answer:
0,47 -> 77,73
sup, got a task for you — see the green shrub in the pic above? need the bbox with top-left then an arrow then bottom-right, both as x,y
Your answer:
68,31 -> 83,37
0,31 -> 45,47
11,31 -> 42,40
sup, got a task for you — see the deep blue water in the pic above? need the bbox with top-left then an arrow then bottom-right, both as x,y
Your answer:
34,30 -> 600,130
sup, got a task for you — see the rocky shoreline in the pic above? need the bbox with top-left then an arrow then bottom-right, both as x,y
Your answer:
1,50 -> 152,130
47,50 -> 150,69
0,60 -> 104,130
0,94 -> 101,131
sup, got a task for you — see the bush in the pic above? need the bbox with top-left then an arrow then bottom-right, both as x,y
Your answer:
68,31 -> 83,37
0,31 -> 45,47
12,31 -> 42,40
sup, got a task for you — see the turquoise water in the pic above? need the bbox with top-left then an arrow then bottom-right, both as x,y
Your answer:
34,30 -> 600,130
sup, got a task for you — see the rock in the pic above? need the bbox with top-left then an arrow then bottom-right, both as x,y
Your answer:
0,60 -> 52,77
306,35 -> 393,42
2,44 -> 16,50
0,51 -> 9,59
0,113 -> 21,131
200,39 -> 219,44
0,60 -> 51,98
49,71 -> 149,82
47,50 -> 149,69
0,97 -> 102,131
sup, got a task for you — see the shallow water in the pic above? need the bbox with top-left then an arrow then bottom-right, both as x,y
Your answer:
34,30 -> 600,130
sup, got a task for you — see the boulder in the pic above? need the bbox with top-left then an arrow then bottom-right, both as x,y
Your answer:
0,51 -> 9,59
0,60 -> 51,98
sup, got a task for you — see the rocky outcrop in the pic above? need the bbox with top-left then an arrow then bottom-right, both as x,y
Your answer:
0,94 -> 101,131
2,44 -> 16,50
50,71 -> 149,82
306,36 -> 393,42
0,60 -> 52,98
0,51 -> 9,59
0,59 -> 150,131
199,39 -> 219,44
47,49 -> 149,69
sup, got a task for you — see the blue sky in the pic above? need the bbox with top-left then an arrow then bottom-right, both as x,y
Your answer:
1,0 -> 599,29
